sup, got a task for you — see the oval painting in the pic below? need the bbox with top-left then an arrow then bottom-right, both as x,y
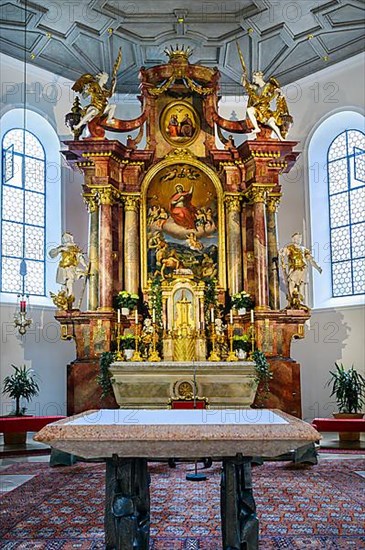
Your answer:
160,101 -> 200,146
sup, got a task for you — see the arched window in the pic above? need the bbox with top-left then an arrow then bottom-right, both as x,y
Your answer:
1,129 -> 46,295
0,109 -> 61,305
308,110 -> 365,309
328,129 -> 365,297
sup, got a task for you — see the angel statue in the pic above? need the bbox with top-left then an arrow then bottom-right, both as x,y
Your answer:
49,232 -> 89,309
279,232 -> 322,310
236,42 -> 292,141
72,48 -> 122,130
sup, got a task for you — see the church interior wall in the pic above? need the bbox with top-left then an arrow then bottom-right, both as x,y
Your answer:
0,52 -> 364,419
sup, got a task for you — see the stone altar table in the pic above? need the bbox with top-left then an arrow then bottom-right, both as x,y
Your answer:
109,361 -> 258,409
35,409 -> 320,550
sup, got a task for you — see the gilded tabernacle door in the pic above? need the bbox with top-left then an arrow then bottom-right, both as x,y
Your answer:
141,157 -> 226,291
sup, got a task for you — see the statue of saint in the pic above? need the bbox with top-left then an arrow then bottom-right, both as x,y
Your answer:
72,48 -> 122,130
279,232 -> 322,309
49,232 -> 89,299
236,42 -> 292,140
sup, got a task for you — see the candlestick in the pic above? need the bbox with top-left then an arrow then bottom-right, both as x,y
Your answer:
148,320 -> 161,362
226,323 -> 238,362
115,320 -> 123,361
131,320 -> 143,362
208,321 -> 221,362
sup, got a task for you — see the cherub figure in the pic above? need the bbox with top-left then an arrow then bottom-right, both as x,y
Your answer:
72,48 -> 122,130
279,232 -> 322,310
236,42 -> 292,141
140,318 -> 154,358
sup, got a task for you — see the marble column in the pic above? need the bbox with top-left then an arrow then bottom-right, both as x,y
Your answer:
86,194 -> 99,311
98,187 -> 116,311
266,194 -> 281,311
225,195 -> 242,296
247,186 -> 269,309
123,196 -> 140,295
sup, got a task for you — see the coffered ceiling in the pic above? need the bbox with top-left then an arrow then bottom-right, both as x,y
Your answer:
0,0 -> 364,94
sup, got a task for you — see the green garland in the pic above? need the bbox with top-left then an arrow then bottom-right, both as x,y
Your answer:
252,350 -> 273,405
97,351 -> 116,399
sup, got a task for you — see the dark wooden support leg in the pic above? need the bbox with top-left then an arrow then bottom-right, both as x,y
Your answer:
221,454 -> 259,550
105,455 -> 150,550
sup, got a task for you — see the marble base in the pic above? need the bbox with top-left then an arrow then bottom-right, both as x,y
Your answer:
109,361 -> 258,409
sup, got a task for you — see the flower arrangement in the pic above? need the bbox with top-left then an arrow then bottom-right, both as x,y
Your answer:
233,334 -> 251,352
114,291 -> 139,311
118,334 -> 135,350
231,291 -> 254,310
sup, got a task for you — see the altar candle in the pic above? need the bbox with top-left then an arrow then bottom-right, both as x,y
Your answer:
230,309 -> 233,324
135,309 -> 138,324
117,309 -> 121,324
250,309 -> 254,324
152,308 -> 156,323
210,308 -> 214,323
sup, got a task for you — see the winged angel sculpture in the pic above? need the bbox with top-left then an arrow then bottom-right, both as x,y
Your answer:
72,48 -> 122,130
236,42 -> 292,141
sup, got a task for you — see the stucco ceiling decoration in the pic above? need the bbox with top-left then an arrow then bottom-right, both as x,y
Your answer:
0,0 -> 364,94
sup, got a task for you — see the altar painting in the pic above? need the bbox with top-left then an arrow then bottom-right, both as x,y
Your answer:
147,164 -> 218,281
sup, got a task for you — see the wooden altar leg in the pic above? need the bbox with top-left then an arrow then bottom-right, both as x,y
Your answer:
105,455 -> 150,550
221,454 -> 259,550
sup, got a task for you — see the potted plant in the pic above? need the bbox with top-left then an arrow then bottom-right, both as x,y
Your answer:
233,334 -> 250,360
115,291 -> 139,316
2,364 -> 40,445
231,291 -> 254,314
119,334 -> 136,360
326,363 -> 365,441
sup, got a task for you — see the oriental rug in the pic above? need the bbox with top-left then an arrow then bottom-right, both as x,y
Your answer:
0,458 -> 364,549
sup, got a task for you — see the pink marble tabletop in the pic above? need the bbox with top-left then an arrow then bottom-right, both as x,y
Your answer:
34,409 -> 320,459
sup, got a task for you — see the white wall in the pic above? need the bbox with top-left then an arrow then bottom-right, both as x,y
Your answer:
1,52 -> 364,419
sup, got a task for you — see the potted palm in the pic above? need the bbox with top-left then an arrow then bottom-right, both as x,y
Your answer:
2,364 -> 40,445
326,363 -> 365,441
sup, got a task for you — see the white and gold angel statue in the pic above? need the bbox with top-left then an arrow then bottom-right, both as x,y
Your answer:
72,48 -> 122,130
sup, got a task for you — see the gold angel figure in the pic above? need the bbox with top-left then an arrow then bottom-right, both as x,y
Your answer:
72,48 -> 122,130
236,42 -> 292,140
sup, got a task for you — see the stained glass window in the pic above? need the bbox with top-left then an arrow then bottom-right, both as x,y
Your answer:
328,129 -> 365,297
1,128 -> 46,296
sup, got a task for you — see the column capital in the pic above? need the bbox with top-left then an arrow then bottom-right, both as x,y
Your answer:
245,184 -> 273,204
224,194 -> 241,212
266,193 -> 282,213
83,192 -> 99,213
96,186 -> 120,206
123,194 -> 140,211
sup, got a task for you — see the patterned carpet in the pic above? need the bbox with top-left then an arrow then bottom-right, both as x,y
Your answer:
1,458 -> 364,549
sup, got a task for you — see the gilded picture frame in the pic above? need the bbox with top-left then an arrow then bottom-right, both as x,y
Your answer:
160,101 -> 200,147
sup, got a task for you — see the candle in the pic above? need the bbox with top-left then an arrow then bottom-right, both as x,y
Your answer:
135,309 -> 138,324
250,309 -> 254,324
230,309 -> 233,324
152,308 -> 156,323
117,309 -> 121,324
20,300 -> 26,313
210,308 -> 214,323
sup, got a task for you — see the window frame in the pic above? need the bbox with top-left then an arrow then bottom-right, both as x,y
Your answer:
0,108 -> 61,307
307,109 -> 365,310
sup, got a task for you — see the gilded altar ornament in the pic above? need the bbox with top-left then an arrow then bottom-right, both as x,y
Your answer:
236,42 -> 293,140
71,47 -> 122,131
49,232 -> 89,310
160,101 -> 200,147
172,291 -> 196,361
279,232 -> 322,310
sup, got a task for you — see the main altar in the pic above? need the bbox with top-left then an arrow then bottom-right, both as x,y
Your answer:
58,46 -> 309,416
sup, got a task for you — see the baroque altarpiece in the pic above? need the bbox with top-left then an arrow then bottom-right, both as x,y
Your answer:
58,47 -> 309,416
